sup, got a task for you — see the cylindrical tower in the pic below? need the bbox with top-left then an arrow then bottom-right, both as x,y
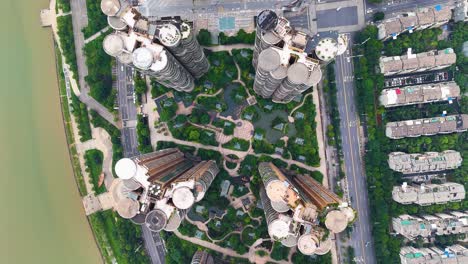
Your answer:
148,50 -> 195,92
191,251 -> 214,264
100,0 -> 121,17
281,233 -> 298,247
172,186 -> 195,210
260,186 -> 290,240
116,198 -> 140,219
114,158 -> 141,190
297,231 -> 319,255
145,209 -> 168,232
325,210 -> 349,234
103,33 -> 125,57
254,48 -> 286,98
107,15 -> 127,30
158,22 -> 210,79
253,10 -> 280,68
273,62 -> 310,103
194,161 -> 219,202
164,209 -> 184,232
315,235 -> 332,255
258,162 -> 289,209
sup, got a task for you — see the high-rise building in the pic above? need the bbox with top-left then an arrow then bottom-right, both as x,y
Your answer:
400,245 -> 468,264
388,151 -> 462,174
385,115 -> 468,139
392,212 -> 468,240
257,162 -> 354,255
109,148 -> 219,232
100,0 -> 209,92
191,250 -> 214,264
392,182 -> 466,206
252,10 -> 347,103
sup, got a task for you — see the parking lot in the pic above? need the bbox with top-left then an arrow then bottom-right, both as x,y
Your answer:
384,70 -> 452,88
316,6 -> 358,28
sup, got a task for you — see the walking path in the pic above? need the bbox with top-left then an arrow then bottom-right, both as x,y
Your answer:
84,26 -> 110,44
203,44 -> 254,52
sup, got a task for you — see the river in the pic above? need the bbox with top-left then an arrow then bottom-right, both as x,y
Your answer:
0,0 -> 102,263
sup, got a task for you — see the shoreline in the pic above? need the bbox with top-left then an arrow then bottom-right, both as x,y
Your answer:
51,34 -> 106,264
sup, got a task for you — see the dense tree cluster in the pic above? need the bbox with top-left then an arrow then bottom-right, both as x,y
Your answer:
218,29 -> 256,45
84,34 -> 115,111
82,0 -> 108,39
197,29 -> 212,46
136,114 -> 153,153
133,73 -> 147,105
84,149 -> 105,194
56,0 -> 70,13
70,93 -> 92,141
57,15 -> 78,78
384,28 -> 442,56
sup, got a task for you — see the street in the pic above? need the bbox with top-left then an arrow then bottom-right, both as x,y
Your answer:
364,0 -> 456,20
334,34 -> 375,264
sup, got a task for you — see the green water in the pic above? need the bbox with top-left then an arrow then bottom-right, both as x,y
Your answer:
0,0 -> 101,263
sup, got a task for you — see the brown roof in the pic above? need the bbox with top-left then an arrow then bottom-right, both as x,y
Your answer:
399,15 -> 418,28
433,6 -> 453,22
417,52 -> 436,68
385,19 -> 403,35
381,57 -> 403,73
434,50 -> 456,66
416,8 -> 435,25
401,55 -> 419,70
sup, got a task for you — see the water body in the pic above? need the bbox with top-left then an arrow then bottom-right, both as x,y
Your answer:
0,0 -> 101,263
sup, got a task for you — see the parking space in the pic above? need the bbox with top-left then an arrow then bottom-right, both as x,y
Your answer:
316,6 -> 358,28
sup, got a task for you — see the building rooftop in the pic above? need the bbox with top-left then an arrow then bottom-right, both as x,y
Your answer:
388,151 -> 462,174
392,182 -> 466,205
392,212 -> 468,239
400,245 -> 468,264
385,115 -> 468,139
379,48 -> 456,75
379,82 -> 460,107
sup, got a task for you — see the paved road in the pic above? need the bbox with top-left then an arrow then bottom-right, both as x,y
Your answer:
116,61 -> 140,157
334,34 -> 375,264
364,0 -> 456,20
115,60 -> 165,264
70,0 -> 120,128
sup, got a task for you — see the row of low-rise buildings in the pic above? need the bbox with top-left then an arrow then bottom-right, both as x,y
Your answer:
257,162 -> 355,255
400,244 -> 468,264
377,2 -> 467,40
392,211 -> 468,240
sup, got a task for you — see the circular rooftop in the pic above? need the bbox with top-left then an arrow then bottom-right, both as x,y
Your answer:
307,66 -> 322,86
116,198 -> 139,219
164,211 -> 183,232
262,31 -> 281,45
271,200 -> 290,213
158,24 -> 182,47
281,233 -> 298,247
325,210 -> 348,233
117,52 -> 133,65
257,10 -> 279,31
108,15 -> 127,30
315,236 -> 332,255
297,234 -> 318,255
115,158 -> 137,180
271,65 -> 288,80
132,47 -> 154,70
287,63 -> 310,85
315,37 -> 339,61
145,209 -> 168,232
258,48 -> 281,72
341,207 -> 355,222
268,219 -> 289,239
131,213 -> 146,225
172,187 -> 195,210
103,33 -> 124,57
100,0 -> 121,17
265,180 -> 288,203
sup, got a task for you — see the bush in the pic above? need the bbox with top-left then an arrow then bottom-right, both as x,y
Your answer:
136,115 -> 153,153
384,28 -> 442,56
373,12 -> 385,22
82,0 -> 108,39
151,79 -> 171,98
197,29 -> 212,46
84,149 -> 105,194
56,0 -> 70,13
70,93 -> 92,142
219,29 -> 255,45
222,138 -> 250,151
134,73 -> 147,105
57,15 -> 78,79
270,242 -> 289,261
